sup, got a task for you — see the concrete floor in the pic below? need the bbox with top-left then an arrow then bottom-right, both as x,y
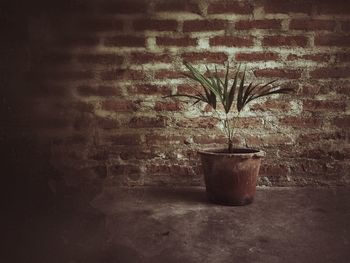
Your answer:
5,187 -> 350,263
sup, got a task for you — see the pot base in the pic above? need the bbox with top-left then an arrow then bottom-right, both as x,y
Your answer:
207,193 -> 254,206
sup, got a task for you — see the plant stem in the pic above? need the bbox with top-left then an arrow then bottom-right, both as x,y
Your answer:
213,109 -> 229,139
227,111 -> 241,152
224,113 -> 232,152
212,109 -> 241,153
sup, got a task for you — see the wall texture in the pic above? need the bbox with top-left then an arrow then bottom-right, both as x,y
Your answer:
1,0 -> 350,206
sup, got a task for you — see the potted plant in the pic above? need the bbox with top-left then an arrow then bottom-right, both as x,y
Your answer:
164,61 -> 293,206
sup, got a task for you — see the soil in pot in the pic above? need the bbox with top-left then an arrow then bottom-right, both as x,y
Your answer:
198,148 -> 265,206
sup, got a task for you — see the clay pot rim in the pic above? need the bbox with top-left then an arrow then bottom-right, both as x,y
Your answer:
198,148 -> 265,158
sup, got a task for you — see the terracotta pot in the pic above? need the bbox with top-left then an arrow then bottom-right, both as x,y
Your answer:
198,148 -> 265,206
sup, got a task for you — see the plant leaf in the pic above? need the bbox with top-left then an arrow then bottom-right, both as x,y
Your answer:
246,87 -> 294,105
236,67 -> 246,112
226,65 -> 240,113
241,82 -> 253,109
163,94 -> 204,101
185,62 -> 221,100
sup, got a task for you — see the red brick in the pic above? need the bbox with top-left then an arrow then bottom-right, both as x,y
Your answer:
129,116 -> 167,128
104,35 -> 146,47
251,100 -> 291,112
260,163 -> 290,177
145,164 -> 170,174
298,132 -> 346,142
145,134 -> 184,145
292,159 -> 328,175
328,150 -> 350,161
127,84 -> 171,95
146,164 -> 192,176
299,148 -> 328,159
342,21 -> 350,31
334,53 -> 350,62
111,165 -> 141,177
300,81 -> 350,96
79,18 -> 123,32
303,100 -> 346,112
96,117 -> 120,130
133,19 -> 178,31
101,100 -> 140,112
177,84 -> 201,95
280,117 -> 322,128
235,117 -> 264,128
298,84 -> 324,96
181,52 -> 228,63
109,134 -> 142,145
289,19 -> 336,31
207,2 -> 253,14
156,36 -> 197,47
154,70 -> 186,80
175,118 -> 219,128
246,134 -> 293,146
129,52 -> 172,64
193,136 -> 227,144
235,52 -> 279,61
309,67 -> 350,79
264,0 -> 312,14
235,19 -> 281,30
209,36 -> 254,47
333,116 -> 350,128
262,36 -> 308,47
120,148 -> 158,160
100,1 -> 147,14
335,84 -> 350,95
254,68 -> 302,79
77,53 -> 123,65
70,101 -> 95,113
287,53 -> 330,62
183,20 -> 227,32
154,0 -> 199,13
100,69 -> 147,81
154,101 -> 181,111
316,2 -> 350,15
314,35 -> 350,47
74,114 -> 96,130
77,85 -> 120,97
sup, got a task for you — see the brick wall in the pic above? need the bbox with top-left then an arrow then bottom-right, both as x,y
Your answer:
2,0 -> 350,203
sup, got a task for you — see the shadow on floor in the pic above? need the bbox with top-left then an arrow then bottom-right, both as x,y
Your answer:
139,186 -> 209,205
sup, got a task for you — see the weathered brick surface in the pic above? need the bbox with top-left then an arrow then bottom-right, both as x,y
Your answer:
254,68 -> 302,79
264,0 -> 313,15
210,36 -> 254,47
183,20 -> 227,32
104,35 -> 146,47
235,19 -> 281,30
154,0 -> 199,13
156,36 -> 198,47
181,52 -> 228,63
262,36 -> 308,47
129,52 -> 173,63
133,19 -> 178,32
207,2 -> 253,14
314,35 -> 350,47
3,0 -> 350,200
289,19 -> 336,31
235,52 -> 279,61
